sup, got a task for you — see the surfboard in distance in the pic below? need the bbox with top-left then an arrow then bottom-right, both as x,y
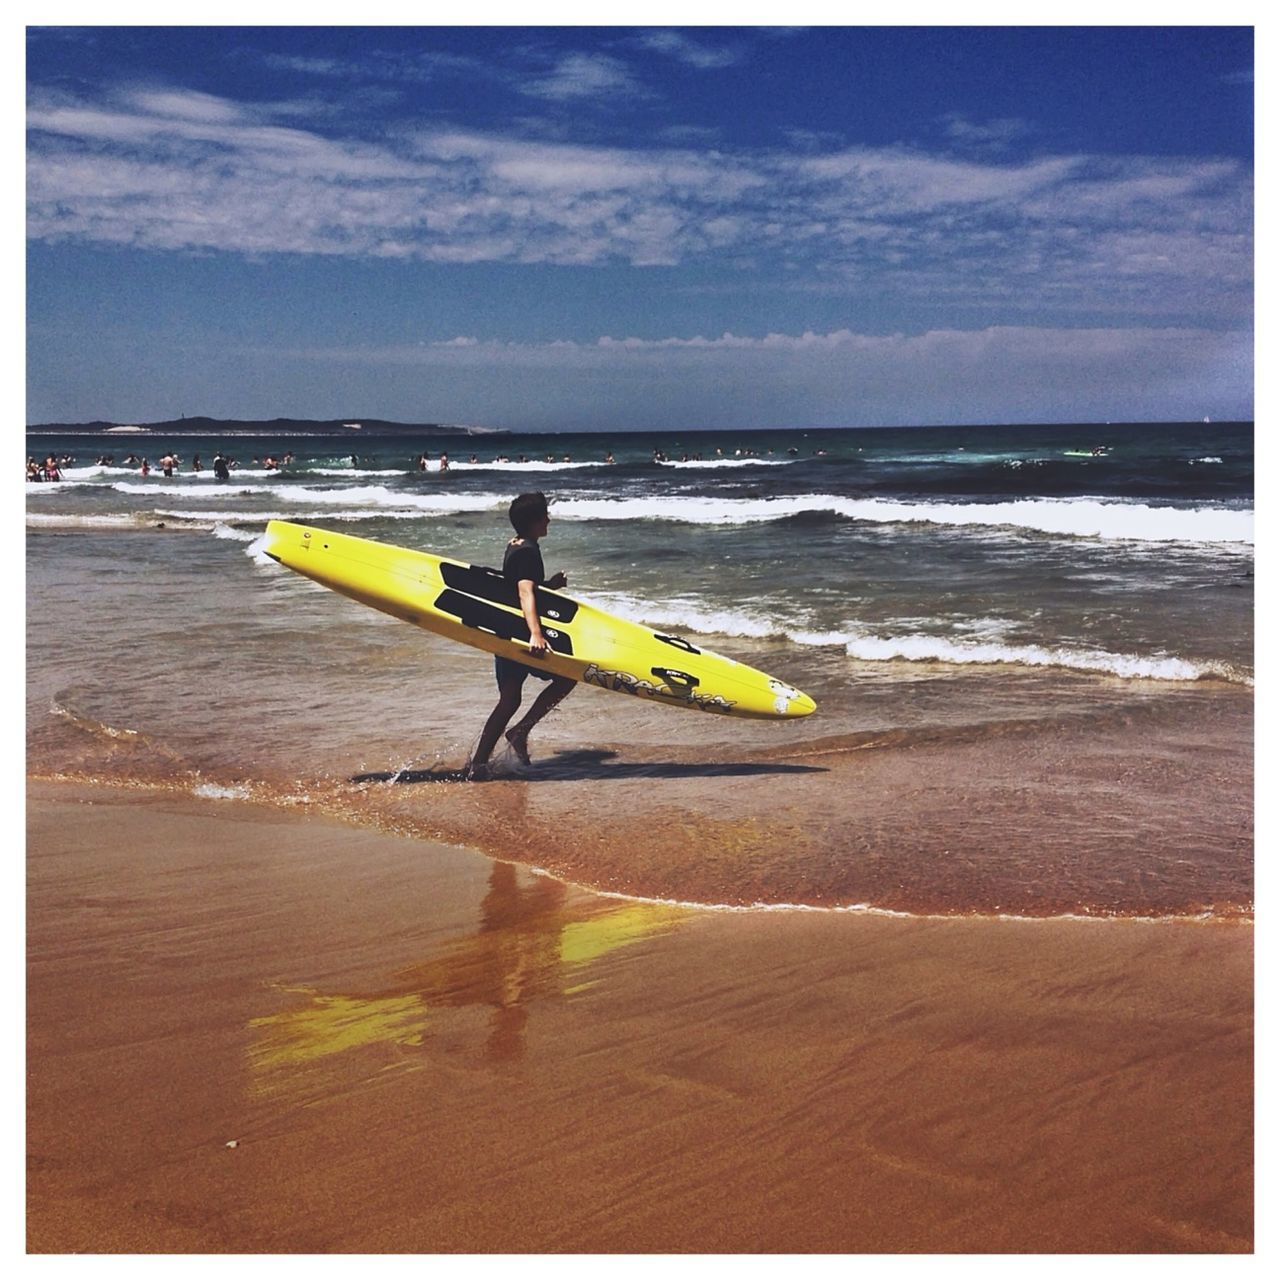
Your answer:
261,520 -> 816,720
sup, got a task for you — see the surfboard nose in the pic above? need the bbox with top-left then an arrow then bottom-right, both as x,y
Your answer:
262,518 -> 297,560
789,691 -> 817,717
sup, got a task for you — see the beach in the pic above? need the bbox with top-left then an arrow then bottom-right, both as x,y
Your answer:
25,14 -> 1257,1256
26,422 -> 1254,1252
28,780 -> 1252,1253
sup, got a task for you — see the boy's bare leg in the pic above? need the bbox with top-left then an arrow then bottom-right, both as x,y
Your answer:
470,676 -> 525,773
505,677 -> 574,764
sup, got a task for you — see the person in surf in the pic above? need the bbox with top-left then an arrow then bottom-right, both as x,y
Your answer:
468,491 -> 574,779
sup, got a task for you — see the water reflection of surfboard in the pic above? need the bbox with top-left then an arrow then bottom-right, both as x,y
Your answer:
262,520 -> 816,720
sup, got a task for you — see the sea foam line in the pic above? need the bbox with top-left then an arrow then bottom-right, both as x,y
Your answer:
658,457 -> 795,469
553,494 -> 1253,545
826,633 -> 1249,684
155,507 -> 419,525
121,481 -> 503,514
99,483 -> 1253,544
211,522 -> 258,542
527,866 -> 1244,924
586,592 -> 1250,685
27,512 -> 151,530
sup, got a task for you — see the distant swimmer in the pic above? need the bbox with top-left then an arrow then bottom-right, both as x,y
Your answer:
212,453 -> 231,482
140,458 -> 151,477
604,452 -> 615,464
192,453 -> 203,473
468,491 -> 574,779
160,452 -> 176,477
351,454 -> 359,468
440,453 -> 449,472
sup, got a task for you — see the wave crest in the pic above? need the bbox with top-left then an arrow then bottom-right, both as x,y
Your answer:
553,494 -> 1253,545
588,592 -> 1250,685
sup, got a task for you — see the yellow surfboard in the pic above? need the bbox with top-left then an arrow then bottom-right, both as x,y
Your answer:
262,520 -> 815,720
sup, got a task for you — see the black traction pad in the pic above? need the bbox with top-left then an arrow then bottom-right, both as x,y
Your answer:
433,589 -> 575,655
439,561 -> 579,624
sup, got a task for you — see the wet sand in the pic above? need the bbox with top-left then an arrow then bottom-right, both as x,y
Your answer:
27,780 -> 1253,1253
330,684 -> 1253,917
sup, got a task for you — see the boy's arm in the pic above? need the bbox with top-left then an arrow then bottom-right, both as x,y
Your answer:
518,579 -> 549,655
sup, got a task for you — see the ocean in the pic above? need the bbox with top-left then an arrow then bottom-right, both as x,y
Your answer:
25,421 -> 1253,919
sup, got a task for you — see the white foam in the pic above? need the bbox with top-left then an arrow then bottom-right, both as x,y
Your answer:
452,459 -> 606,471
310,467 -> 410,477
108,483 -> 1252,546
49,701 -> 140,738
243,532 -> 275,565
658,457 -> 795,468
144,482 -> 504,514
155,507 -> 406,524
833,632 -> 1248,684
192,782 -> 252,800
211,522 -> 257,542
549,494 -> 1253,545
27,512 -> 146,530
267,484 -> 500,512
529,866 -> 1241,923
112,481 -> 255,497
583,592 -> 1250,685
584,591 -> 780,640
53,465 -> 137,480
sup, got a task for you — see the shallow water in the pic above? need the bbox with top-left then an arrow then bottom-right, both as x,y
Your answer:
26,421 -> 1253,917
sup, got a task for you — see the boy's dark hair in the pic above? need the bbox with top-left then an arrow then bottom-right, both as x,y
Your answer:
508,491 -> 549,536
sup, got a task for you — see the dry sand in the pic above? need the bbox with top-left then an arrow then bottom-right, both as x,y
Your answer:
27,780 -> 1252,1253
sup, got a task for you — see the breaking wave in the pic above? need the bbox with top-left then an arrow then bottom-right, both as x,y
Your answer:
586,592 -> 1251,686
99,484 -> 1255,546
552,494 -> 1253,545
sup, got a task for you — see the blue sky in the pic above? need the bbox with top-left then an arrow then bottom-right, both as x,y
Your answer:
25,22 -> 1254,430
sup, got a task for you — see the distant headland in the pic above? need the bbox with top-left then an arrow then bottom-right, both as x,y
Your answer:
26,416 -> 507,437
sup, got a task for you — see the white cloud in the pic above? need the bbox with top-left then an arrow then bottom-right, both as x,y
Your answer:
636,31 -> 742,69
799,148 -> 1080,212
405,325 -> 1239,363
940,115 -> 1037,152
25,84 -> 1253,323
520,53 -> 643,102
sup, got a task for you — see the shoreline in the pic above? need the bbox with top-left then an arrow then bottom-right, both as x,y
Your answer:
27,768 -> 1253,923
27,778 -> 1253,1253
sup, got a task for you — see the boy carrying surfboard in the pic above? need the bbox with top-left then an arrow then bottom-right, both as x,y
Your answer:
468,492 -> 575,778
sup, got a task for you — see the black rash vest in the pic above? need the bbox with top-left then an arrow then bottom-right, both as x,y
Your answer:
502,538 -> 545,587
